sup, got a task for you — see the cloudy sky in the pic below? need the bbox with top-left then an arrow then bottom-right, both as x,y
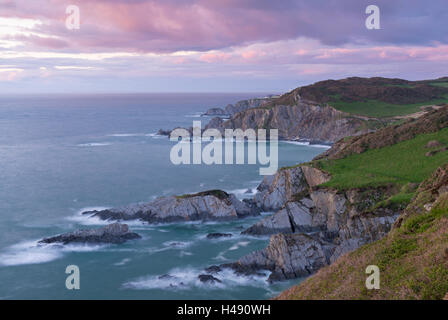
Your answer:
0,0 -> 447,93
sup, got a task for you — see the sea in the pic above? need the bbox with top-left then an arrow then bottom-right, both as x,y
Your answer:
0,93 -> 327,299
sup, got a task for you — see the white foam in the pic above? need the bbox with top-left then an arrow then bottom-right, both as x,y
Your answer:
228,241 -> 250,251
228,187 -> 258,198
114,258 -> 131,266
282,141 -> 331,149
163,241 -> 193,249
0,240 -> 106,267
67,207 -> 111,226
76,142 -> 112,147
107,133 -> 145,137
0,240 -> 62,266
185,112 -> 203,118
122,266 -> 270,291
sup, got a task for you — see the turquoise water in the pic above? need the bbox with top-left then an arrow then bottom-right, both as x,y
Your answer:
0,93 -> 325,299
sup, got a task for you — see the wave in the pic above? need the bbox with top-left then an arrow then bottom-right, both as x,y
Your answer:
0,240 -> 106,267
122,266 -> 270,291
282,140 -> 331,149
184,112 -> 203,118
107,133 -> 145,137
114,258 -> 131,266
66,207 -> 112,226
227,187 -> 258,198
228,241 -> 250,251
76,142 -> 112,147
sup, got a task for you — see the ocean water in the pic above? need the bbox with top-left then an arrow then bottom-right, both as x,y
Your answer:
0,93 -> 326,299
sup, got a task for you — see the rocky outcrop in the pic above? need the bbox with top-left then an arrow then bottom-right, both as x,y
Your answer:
254,167 -> 307,211
38,223 -> 141,245
202,108 -> 229,117
202,97 -> 273,117
235,165 -> 400,281
82,190 -> 260,224
243,201 -> 315,235
206,233 -> 232,239
222,233 -> 333,282
208,102 -> 372,143
198,274 -> 222,284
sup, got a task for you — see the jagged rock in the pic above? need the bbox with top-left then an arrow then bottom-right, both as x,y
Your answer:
243,202 -> 315,235
216,103 -> 369,142
204,117 -> 224,130
202,97 -> 271,119
240,163 -> 401,280
82,190 -> 259,224
301,166 -> 331,188
38,223 -> 141,245
198,274 -> 222,283
254,167 -> 307,211
206,233 -> 232,239
202,108 -> 229,117
204,265 -> 222,274
157,129 -> 171,136
223,233 -> 333,282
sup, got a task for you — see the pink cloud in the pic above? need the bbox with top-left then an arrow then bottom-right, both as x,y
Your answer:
199,52 -> 232,63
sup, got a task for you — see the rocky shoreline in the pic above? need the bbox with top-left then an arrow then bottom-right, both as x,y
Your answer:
157,95 -> 380,144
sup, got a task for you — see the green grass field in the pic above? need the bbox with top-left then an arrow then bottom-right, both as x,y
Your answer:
316,128 -> 448,190
430,82 -> 448,88
328,95 -> 448,118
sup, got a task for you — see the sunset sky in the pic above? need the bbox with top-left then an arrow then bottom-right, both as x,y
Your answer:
0,0 -> 447,93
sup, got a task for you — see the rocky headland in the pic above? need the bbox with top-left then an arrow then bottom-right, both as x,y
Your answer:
82,190 -> 260,224
39,223 -> 141,245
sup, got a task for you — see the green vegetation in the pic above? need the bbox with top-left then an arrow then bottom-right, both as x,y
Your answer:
316,128 -> 448,190
328,95 -> 448,118
430,82 -> 448,88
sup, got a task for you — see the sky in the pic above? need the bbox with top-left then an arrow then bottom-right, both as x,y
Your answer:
0,0 -> 447,93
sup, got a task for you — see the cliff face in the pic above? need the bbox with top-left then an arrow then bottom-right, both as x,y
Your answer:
316,105 -> 448,160
226,166 -> 400,282
277,164 -> 448,300
212,102 -> 371,142
202,97 -> 272,117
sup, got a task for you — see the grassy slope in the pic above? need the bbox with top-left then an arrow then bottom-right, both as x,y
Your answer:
276,166 -> 448,300
328,95 -> 448,118
316,128 -> 448,190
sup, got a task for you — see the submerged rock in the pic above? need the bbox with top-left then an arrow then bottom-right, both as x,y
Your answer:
198,274 -> 222,284
82,190 -> 260,224
206,233 -> 232,239
38,223 -> 141,245
204,265 -> 222,274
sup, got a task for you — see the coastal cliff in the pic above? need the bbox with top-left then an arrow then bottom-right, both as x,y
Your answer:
223,165 -> 399,282
222,105 -> 448,285
277,163 -> 448,300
